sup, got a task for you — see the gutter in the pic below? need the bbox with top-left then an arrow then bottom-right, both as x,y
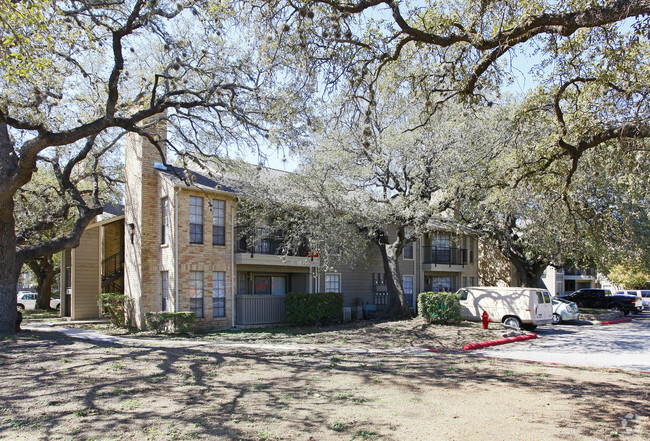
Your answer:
231,204 -> 236,328
174,186 -> 181,312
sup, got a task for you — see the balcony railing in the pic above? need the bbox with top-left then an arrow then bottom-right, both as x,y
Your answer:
422,246 -> 467,266
235,227 -> 309,257
564,268 -> 595,277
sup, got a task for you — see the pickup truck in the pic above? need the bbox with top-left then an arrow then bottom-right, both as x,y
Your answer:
559,289 -> 639,315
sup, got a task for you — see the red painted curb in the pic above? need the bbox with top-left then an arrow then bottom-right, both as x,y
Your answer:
425,349 -> 440,353
601,318 -> 633,325
462,333 -> 537,351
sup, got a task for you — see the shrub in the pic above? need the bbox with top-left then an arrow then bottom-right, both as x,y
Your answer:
99,292 -> 131,327
145,312 -> 196,334
285,292 -> 344,325
418,292 -> 461,324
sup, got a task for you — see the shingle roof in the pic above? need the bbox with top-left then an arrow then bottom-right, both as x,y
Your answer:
156,165 -> 238,194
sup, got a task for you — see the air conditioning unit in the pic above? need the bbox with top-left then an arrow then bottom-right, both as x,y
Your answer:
342,307 -> 352,322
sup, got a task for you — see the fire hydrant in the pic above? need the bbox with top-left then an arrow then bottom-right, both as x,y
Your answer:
481,311 -> 490,330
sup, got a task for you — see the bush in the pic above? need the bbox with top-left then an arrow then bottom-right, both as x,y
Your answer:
145,312 -> 196,334
99,292 -> 131,327
418,292 -> 461,324
285,292 -> 344,326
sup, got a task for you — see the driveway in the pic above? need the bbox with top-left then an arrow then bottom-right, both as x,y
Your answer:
474,311 -> 650,372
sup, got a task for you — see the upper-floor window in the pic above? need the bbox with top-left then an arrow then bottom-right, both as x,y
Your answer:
403,228 -> 413,259
161,197 -> 168,245
189,196 -> 203,244
212,199 -> 226,246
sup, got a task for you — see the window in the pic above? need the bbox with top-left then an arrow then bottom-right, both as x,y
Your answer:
161,271 -> 170,312
462,276 -> 468,287
253,275 -> 287,295
403,228 -> 413,259
325,273 -> 341,293
189,196 -> 203,244
403,275 -> 414,308
430,276 -> 451,292
189,271 -> 204,318
212,199 -> 226,246
212,272 -> 226,317
469,277 -> 475,286
432,234 -> 451,263
161,197 -> 168,245
469,237 -> 474,263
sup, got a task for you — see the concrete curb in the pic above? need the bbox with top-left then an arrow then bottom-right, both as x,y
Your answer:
601,317 -> 633,325
462,333 -> 537,351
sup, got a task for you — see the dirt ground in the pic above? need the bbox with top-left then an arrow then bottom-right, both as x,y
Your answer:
1,318 -> 649,440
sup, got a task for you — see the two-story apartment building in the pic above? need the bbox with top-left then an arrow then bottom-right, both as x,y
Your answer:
60,120 -> 479,329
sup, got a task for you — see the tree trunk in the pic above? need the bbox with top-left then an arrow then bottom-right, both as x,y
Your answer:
28,257 -> 57,310
509,254 -> 547,288
376,238 -> 413,320
0,196 -> 19,334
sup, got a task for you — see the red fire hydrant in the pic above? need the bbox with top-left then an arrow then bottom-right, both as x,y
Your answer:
481,311 -> 490,330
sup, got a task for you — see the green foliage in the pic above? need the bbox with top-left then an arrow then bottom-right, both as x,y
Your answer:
418,292 -> 461,324
607,264 -> 650,290
285,292 -> 344,325
98,292 -> 130,327
144,312 -> 196,334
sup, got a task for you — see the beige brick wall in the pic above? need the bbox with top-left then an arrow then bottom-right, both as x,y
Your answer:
124,117 -> 235,329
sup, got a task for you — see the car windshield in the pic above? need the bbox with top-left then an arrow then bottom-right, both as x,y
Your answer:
553,297 -> 571,304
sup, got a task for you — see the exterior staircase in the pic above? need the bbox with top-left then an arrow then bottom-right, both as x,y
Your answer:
102,250 -> 124,293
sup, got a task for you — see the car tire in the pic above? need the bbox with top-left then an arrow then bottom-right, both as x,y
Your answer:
552,313 -> 562,325
503,316 -> 522,329
17,304 -> 25,310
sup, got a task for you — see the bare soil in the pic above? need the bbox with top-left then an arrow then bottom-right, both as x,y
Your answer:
2,318 -> 648,440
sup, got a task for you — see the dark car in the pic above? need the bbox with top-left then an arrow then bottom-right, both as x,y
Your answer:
560,289 -> 637,315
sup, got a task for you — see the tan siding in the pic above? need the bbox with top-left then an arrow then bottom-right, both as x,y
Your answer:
71,228 -> 101,319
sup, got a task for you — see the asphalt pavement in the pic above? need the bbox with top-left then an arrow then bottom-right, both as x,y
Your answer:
474,311 -> 650,372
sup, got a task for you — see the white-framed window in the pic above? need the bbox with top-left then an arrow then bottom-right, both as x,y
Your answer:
325,273 -> 341,293
212,271 -> 226,317
403,228 -> 413,259
189,271 -> 204,318
212,199 -> 225,246
161,197 -> 169,245
403,275 -> 414,308
469,276 -> 475,286
189,196 -> 203,244
161,271 -> 171,312
462,276 -> 468,288
430,276 -> 451,292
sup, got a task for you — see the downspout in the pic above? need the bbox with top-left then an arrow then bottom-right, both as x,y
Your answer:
231,204 -> 236,328
174,187 -> 181,312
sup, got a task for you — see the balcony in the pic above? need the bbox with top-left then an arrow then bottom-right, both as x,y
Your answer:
564,268 -> 596,278
235,227 -> 319,267
422,246 -> 468,272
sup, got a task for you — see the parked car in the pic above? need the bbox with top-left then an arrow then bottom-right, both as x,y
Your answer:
559,289 -> 638,315
551,297 -> 580,324
16,292 -> 60,310
456,286 -> 553,331
614,290 -> 646,313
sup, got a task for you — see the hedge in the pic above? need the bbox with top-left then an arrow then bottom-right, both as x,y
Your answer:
145,312 -> 196,334
285,292 -> 344,325
418,291 -> 461,324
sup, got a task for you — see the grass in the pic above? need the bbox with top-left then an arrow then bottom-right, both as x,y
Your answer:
21,309 -> 62,320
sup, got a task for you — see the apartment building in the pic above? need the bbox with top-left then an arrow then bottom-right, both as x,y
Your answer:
60,121 -> 479,329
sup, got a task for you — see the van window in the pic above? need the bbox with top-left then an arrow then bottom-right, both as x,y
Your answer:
543,292 -> 551,304
537,292 -> 551,304
457,289 -> 468,301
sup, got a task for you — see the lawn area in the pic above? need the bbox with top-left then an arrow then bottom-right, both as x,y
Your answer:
68,318 -> 512,353
1,326 -> 648,440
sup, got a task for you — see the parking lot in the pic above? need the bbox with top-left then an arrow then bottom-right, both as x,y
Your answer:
475,311 -> 650,371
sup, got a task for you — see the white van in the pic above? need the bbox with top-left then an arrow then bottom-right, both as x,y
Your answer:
456,287 -> 553,330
